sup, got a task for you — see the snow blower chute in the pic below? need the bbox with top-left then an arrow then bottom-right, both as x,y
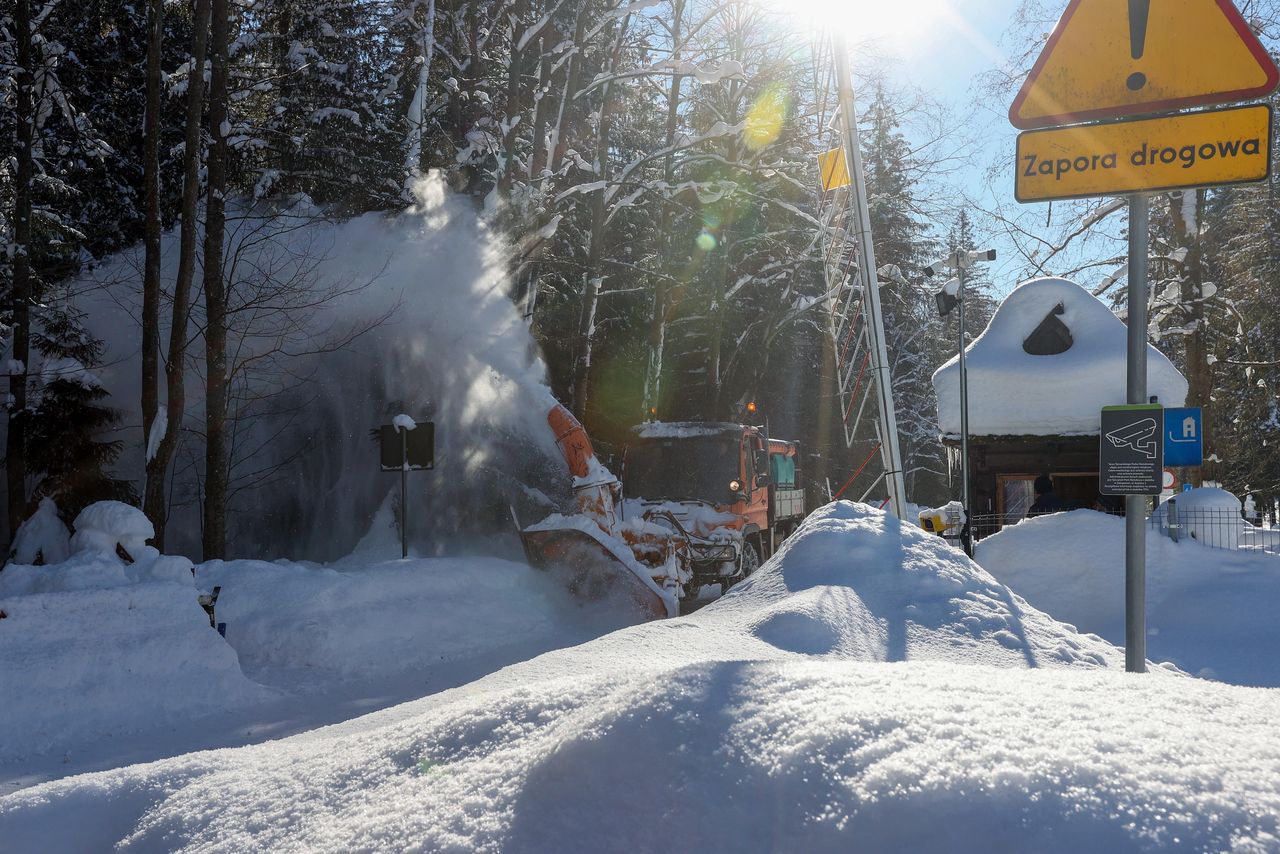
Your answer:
516,404 -> 681,620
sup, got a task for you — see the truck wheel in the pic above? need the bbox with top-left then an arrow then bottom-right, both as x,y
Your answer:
738,540 -> 761,579
720,540 -> 759,594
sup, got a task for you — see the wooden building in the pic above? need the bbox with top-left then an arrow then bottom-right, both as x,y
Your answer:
931,278 -> 1188,537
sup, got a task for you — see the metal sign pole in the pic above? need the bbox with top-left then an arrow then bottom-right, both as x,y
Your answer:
832,33 -> 908,520
401,428 -> 409,559
1125,192 -> 1149,673
958,264 -> 972,556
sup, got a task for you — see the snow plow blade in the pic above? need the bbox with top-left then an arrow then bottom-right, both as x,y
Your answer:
518,524 -> 673,621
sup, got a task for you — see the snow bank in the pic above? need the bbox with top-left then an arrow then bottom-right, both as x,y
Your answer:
933,278 -> 1187,436
977,509 -> 1280,685
5,504 -> 1233,853
197,554 -> 637,689
0,501 -> 274,764
0,562 -> 270,765
10,659 -> 1280,853
1151,486 -> 1244,548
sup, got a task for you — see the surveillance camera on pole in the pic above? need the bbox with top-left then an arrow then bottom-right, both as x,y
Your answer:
925,249 -> 997,278
927,246 -> 994,557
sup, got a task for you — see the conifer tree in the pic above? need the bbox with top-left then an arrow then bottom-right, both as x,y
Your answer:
25,304 -> 137,524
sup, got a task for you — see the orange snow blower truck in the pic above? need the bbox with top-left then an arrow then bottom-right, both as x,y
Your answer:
516,403 -> 806,619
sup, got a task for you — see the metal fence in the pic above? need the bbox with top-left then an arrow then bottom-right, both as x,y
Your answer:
966,507 -> 1280,555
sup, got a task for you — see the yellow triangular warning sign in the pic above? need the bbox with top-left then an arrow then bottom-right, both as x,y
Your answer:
1010,0 -> 1280,129
817,147 -> 850,191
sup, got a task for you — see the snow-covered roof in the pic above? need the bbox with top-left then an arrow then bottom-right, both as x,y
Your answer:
632,421 -> 743,440
932,277 -> 1188,437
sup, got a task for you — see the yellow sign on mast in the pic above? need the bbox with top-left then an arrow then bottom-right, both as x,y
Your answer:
1015,104 -> 1272,202
817,147 -> 851,191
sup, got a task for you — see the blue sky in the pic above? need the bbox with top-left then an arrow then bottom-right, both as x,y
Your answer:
839,0 -> 1068,296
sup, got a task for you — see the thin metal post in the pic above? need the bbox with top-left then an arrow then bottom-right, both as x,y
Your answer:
400,428 -> 409,559
958,265 -> 972,556
832,33 -> 907,520
1125,192 -> 1149,673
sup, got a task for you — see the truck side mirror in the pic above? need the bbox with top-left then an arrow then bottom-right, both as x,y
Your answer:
755,473 -> 771,488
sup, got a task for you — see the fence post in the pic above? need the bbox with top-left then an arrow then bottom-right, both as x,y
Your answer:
1167,498 -> 1179,544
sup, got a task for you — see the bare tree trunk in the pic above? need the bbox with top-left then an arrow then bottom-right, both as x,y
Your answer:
569,20 -> 629,419
6,0 -> 35,542
145,0 -> 211,549
496,0 -> 528,201
1172,189 -> 1212,486
404,0 -> 436,183
706,189 -> 739,416
544,4 -> 589,182
527,29 -> 552,181
641,0 -> 685,419
141,0 -> 164,514
705,63 -> 744,417
202,0 -> 231,559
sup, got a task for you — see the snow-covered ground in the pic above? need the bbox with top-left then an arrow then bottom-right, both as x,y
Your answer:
6,502 -> 1280,851
0,504 -> 636,791
24,502 -> 1280,852
976,508 -> 1280,686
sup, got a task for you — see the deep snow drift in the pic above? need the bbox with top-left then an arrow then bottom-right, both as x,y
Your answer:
197,553 -> 637,692
0,502 -> 636,782
933,278 -> 1187,436
0,504 -> 274,765
21,504 -> 1280,853
977,508 -> 1280,686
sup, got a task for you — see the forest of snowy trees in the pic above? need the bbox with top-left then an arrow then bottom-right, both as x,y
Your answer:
2,0 -> 1279,557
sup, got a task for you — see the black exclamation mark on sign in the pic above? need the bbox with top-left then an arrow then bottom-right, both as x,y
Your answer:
1127,0 -> 1150,90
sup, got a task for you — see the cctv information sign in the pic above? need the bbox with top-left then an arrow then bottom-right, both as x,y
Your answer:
1100,404 -> 1164,495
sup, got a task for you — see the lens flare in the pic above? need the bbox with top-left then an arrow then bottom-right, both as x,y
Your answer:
744,86 -> 788,150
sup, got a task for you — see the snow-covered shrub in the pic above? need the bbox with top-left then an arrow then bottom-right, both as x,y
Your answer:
0,501 -> 192,597
6,498 -> 72,566
70,500 -> 153,558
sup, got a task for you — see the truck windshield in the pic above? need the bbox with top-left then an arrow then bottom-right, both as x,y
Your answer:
624,437 -> 740,503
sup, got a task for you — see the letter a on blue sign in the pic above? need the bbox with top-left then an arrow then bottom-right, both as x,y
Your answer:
1163,407 -> 1203,467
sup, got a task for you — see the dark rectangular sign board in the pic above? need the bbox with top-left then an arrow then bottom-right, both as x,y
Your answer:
380,422 -> 435,471
1100,404 -> 1163,495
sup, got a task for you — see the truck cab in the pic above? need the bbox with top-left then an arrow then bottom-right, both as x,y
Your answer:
621,422 -> 806,593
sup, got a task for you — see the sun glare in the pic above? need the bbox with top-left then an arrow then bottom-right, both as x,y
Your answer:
776,0 -> 967,56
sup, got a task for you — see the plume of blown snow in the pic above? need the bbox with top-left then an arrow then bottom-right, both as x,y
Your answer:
69,171 -> 566,559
